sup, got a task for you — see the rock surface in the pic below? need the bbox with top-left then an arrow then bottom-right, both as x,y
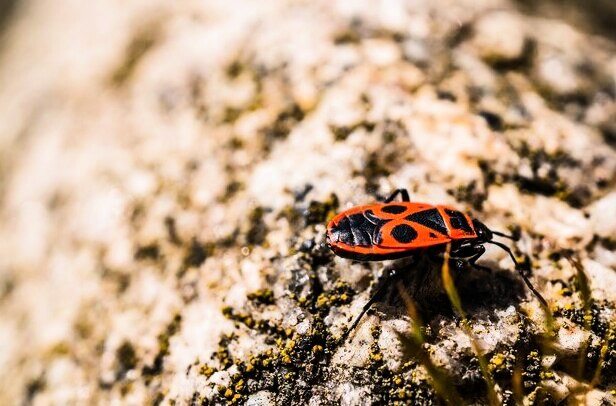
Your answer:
0,0 -> 615,405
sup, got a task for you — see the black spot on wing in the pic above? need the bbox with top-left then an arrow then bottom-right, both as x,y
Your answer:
381,204 -> 407,214
444,209 -> 473,233
405,208 -> 449,236
391,224 -> 418,243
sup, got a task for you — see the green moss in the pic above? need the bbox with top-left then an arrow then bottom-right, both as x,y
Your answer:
357,152 -> 391,193
188,199 -> 581,405
209,273 -> 443,405
203,256 -> 362,404
245,206 -> 268,246
143,314 -> 182,377
487,38 -> 535,71
590,327 -> 616,383
111,30 -> 157,86
164,216 -> 181,245
214,229 -> 240,250
199,364 -> 215,378
225,60 -> 245,79
222,305 -> 290,337
352,121 -> 412,194
24,375 -> 46,404
488,352 -> 515,378
151,391 -> 165,406
226,136 -> 244,150
521,350 -> 542,390
261,103 -> 305,153
222,107 -> 243,124
278,193 -> 340,235
333,29 -> 361,45
447,179 -> 487,211
479,142 -> 593,208
556,274 -> 612,336
359,326 -> 439,405
304,194 -> 339,225
182,238 -> 210,269
134,243 -> 160,261
212,334 -> 236,370
277,204 -> 303,231
330,121 -> 376,141
48,341 -> 71,357
247,289 -> 275,305
116,341 -> 137,374
330,125 -> 355,141
205,316 -> 334,404
555,299 -> 616,382
119,381 -> 133,396
477,111 -> 504,132
314,281 -> 353,313
0,274 -> 15,302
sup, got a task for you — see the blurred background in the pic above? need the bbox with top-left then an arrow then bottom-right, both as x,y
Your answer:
0,1 -> 615,404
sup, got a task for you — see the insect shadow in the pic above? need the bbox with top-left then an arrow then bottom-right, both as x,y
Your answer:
362,255 -> 527,325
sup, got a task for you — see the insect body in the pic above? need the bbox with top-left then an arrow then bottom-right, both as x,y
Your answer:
328,201 -> 482,261
326,189 -> 548,337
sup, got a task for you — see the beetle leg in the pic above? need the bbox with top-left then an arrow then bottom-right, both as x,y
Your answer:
486,240 -> 549,308
431,244 -> 490,273
383,188 -> 410,203
449,242 -> 481,257
342,268 -> 403,341
462,245 -> 492,273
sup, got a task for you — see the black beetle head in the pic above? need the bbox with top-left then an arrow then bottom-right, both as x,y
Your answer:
472,219 -> 493,242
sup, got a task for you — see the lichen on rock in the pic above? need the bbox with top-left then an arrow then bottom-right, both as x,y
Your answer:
0,0 -> 615,405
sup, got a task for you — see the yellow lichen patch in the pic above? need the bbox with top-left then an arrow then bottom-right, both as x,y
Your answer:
199,364 -> 214,378
369,352 -> 383,362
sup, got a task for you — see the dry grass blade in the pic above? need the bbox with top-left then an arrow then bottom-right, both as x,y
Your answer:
396,283 -> 464,406
441,244 -> 500,406
512,359 -> 525,405
566,254 -> 593,380
590,323 -> 614,388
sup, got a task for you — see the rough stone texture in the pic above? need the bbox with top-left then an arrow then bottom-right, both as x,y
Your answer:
0,1 -> 615,405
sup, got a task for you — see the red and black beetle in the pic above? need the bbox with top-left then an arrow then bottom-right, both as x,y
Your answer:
326,188 -> 547,336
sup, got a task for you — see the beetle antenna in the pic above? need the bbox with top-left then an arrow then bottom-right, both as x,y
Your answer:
486,240 -> 548,308
341,268 -> 404,341
491,230 -> 517,240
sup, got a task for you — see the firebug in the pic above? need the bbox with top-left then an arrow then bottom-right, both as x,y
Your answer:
326,188 -> 548,337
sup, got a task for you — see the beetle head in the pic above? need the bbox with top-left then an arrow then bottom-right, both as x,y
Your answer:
472,219 -> 493,242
